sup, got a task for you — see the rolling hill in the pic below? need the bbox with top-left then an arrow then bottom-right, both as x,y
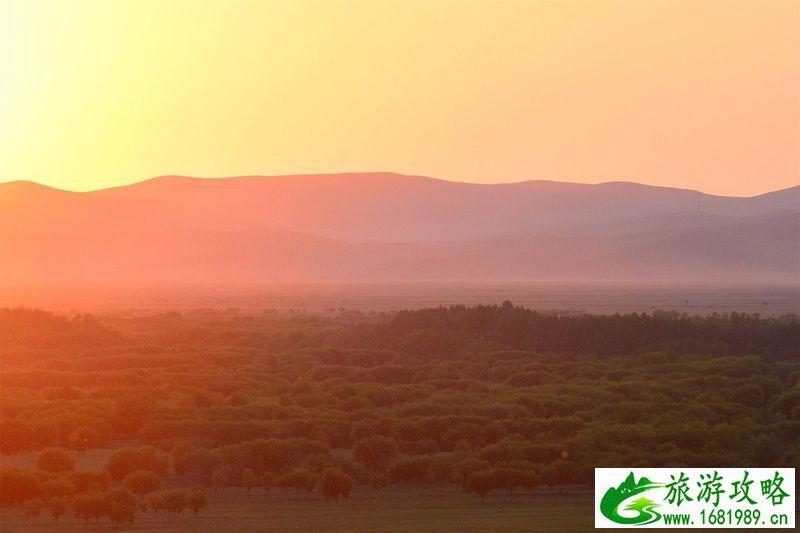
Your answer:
1,173 -> 797,286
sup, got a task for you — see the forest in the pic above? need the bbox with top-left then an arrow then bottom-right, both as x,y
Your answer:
0,304 -> 798,526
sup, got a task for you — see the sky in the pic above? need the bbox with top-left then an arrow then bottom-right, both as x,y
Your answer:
0,0 -> 797,196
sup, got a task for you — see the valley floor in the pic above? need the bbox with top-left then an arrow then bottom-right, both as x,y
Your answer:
0,487 -> 593,532
1,280 -> 797,316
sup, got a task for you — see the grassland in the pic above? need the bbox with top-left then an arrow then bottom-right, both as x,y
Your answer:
0,446 -> 593,531
0,486 -> 593,532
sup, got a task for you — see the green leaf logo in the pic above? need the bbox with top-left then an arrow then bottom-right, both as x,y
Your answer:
600,472 -> 663,526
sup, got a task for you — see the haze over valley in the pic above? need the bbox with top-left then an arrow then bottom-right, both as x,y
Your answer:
2,173 -> 797,291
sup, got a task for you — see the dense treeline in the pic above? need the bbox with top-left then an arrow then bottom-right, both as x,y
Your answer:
0,305 -> 798,524
370,304 -> 799,359
0,308 -> 119,349
3,303 -> 796,358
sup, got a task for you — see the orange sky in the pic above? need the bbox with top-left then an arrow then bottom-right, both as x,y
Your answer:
0,0 -> 797,196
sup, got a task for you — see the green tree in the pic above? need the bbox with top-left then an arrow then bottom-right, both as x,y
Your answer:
189,488 -> 208,515
320,467 -> 354,501
464,469 -> 499,500
212,468 -> 226,491
67,470 -> 109,493
388,457 -> 431,484
37,448 -> 75,474
73,491 -> 110,523
370,473 -> 389,491
105,446 -> 171,481
68,427 -> 102,454
0,469 -> 41,506
353,436 -> 399,472
242,468 -> 258,492
261,471 -> 278,490
48,496 -> 68,522
23,497 -> 44,517
122,470 -> 163,496
279,468 -> 316,493
154,489 -> 190,515
106,487 -> 138,525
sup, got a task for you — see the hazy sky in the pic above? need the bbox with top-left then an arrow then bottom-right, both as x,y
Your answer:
0,0 -> 797,195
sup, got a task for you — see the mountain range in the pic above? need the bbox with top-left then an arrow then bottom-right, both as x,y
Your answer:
1,173 -> 797,286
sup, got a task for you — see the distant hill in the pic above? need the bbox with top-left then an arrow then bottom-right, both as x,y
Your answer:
1,173 -> 797,285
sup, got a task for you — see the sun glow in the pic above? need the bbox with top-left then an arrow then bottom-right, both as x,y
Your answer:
0,0 -> 797,195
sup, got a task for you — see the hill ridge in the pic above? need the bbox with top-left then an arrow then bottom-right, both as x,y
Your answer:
2,173 -> 796,198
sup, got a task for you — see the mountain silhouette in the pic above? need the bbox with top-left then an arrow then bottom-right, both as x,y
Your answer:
1,173 -> 797,287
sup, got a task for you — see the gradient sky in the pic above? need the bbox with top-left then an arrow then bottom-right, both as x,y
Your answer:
0,0 -> 797,196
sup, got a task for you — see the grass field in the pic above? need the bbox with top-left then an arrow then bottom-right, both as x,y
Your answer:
1,446 -> 594,531
0,486 -> 594,532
